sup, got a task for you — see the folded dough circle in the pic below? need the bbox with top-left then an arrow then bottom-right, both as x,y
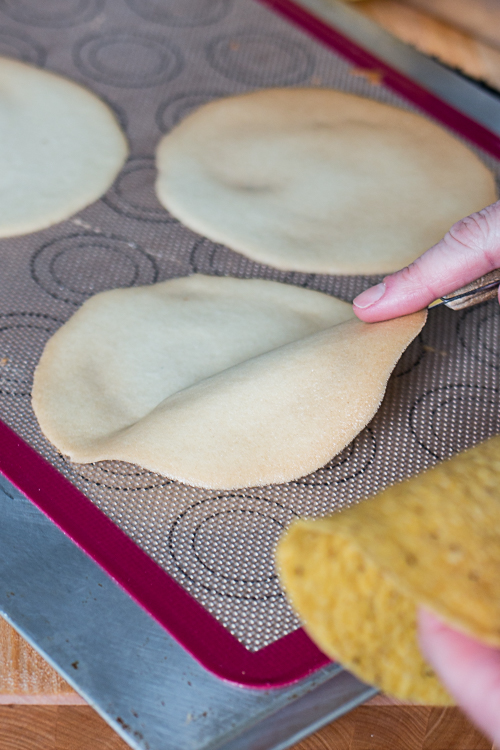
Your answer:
155,88 -> 496,274
32,275 -> 426,489
0,57 -> 128,237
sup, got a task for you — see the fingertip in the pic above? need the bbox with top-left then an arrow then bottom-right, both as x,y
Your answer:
353,282 -> 386,310
353,282 -> 395,322
353,274 -> 429,322
417,607 -> 484,666
417,607 -> 500,747
417,607 -> 453,660
353,305 -> 380,322
418,607 -> 447,634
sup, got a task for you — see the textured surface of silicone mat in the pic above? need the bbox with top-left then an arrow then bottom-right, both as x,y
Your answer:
0,0 -> 499,652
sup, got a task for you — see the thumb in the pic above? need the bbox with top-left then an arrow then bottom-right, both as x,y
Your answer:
353,200 -> 500,322
418,608 -> 500,746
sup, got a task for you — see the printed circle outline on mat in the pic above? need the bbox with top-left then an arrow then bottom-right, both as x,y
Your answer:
205,31 -> 315,86
62,456 -> 172,491
394,333 -> 426,378
458,300 -> 500,370
102,157 -> 175,222
0,27 -> 46,65
30,232 -> 159,306
0,0 -> 104,28
189,236 -> 320,284
73,31 -> 184,88
124,0 -> 233,27
0,313 -> 63,397
279,271 -> 318,289
168,496 -> 298,600
292,427 -> 376,486
189,238 -> 229,276
409,384 -> 500,460
155,91 -> 228,133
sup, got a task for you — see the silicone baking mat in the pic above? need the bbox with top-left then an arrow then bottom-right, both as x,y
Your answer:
0,0 -> 500,688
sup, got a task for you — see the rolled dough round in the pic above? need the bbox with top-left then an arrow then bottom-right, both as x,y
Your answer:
155,88 -> 496,274
32,275 -> 425,489
0,57 -> 128,237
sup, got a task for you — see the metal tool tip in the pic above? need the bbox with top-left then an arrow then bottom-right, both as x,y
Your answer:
428,298 -> 444,309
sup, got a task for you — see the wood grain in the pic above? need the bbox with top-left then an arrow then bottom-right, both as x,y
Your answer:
423,707 -> 491,750
401,0 -> 500,51
292,707 -> 493,750
0,618 -> 83,703
0,704 -> 490,750
351,0 -> 500,91
351,706 -> 428,750
0,706 -> 129,750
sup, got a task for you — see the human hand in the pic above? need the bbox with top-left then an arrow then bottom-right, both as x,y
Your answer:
352,198 -> 500,742
353,199 -> 500,321
419,609 -> 500,745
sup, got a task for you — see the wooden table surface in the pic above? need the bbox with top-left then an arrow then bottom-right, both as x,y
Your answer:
0,616 -> 492,749
3,1 -> 500,747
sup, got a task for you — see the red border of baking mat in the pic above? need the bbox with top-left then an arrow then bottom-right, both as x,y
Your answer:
0,419 -> 329,688
2,0 -> 500,689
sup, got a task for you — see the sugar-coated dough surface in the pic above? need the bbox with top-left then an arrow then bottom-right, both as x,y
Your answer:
0,57 -> 128,237
32,275 -> 426,489
156,88 -> 496,274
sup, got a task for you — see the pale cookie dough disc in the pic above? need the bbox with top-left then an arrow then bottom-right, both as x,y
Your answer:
32,275 -> 425,489
155,88 -> 496,274
0,57 -> 128,237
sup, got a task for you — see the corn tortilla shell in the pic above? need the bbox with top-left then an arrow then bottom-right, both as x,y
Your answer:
277,435 -> 500,703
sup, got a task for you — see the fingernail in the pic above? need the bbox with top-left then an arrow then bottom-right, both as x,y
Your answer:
353,282 -> 386,309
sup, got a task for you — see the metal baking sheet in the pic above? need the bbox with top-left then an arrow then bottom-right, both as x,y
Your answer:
1,0 -> 500,746
0,471 -> 376,750
2,0 -> 500,676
